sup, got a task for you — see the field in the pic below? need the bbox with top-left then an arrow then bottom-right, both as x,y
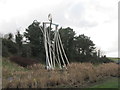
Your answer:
2,58 -> 120,88
90,77 -> 118,88
108,57 -> 120,63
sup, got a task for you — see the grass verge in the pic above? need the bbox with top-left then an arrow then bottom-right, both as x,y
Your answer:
90,77 -> 119,88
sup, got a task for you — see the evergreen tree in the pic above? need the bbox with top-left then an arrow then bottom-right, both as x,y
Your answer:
24,21 -> 45,60
59,27 -> 76,61
75,34 -> 96,62
15,31 -> 23,55
8,33 -> 13,40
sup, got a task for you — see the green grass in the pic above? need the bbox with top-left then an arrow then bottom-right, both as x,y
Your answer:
2,58 -> 28,71
108,57 -> 119,63
90,78 -> 119,88
108,57 -> 119,60
2,58 -> 28,79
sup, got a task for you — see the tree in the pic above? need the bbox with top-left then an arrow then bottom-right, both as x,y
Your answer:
8,33 -> 13,40
15,31 -> 23,55
2,38 -> 18,57
74,34 -> 96,62
21,44 -> 32,57
59,27 -> 76,61
24,21 -> 45,60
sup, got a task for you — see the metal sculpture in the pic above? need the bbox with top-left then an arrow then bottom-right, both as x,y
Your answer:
33,14 -> 69,70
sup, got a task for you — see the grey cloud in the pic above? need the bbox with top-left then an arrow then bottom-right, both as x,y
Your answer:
68,2 -> 85,19
0,0 -> 111,34
52,1 -> 98,28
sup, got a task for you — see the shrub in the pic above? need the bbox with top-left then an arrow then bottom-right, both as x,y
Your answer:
9,56 -> 39,67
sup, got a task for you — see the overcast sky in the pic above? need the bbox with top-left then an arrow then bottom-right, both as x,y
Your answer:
0,0 -> 118,57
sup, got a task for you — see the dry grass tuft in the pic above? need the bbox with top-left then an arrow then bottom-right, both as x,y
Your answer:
3,62 -> 119,88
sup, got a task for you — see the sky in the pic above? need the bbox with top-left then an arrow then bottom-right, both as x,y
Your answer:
0,0 -> 118,57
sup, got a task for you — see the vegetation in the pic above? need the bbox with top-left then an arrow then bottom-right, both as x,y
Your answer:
9,56 -> 40,67
2,58 -> 119,88
2,20 -> 118,88
15,31 -> 23,56
108,57 -> 120,63
3,58 -> 22,71
90,77 -> 118,88
2,21 -> 113,64
2,39 -> 18,57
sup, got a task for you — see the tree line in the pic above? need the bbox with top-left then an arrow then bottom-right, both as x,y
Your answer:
2,21 -> 113,63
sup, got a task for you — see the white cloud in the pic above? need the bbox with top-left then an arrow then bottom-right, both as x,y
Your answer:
0,0 -> 118,57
